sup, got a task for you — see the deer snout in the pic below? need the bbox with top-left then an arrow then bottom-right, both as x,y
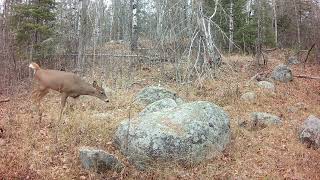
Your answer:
105,99 -> 110,103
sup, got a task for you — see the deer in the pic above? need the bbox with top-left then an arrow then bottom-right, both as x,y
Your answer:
29,62 -> 109,132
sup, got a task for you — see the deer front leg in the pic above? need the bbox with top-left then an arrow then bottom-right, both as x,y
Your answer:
59,93 -> 68,123
31,87 -> 49,123
36,89 -> 49,122
55,93 -> 68,143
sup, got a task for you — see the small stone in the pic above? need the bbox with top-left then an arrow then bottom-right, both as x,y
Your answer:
250,112 -> 281,128
288,102 -> 306,113
240,92 -> 257,102
257,81 -> 275,92
299,115 -> 320,148
0,139 -> 5,146
79,147 -> 124,173
288,56 -> 300,65
272,64 -> 293,82
238,119 -> 248,128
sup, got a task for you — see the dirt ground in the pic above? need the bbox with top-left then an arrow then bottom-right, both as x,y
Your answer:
0,52 -> 320,179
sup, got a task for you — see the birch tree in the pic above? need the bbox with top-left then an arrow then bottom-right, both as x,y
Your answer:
229,0 -> 234,53
130,0 -> 138,51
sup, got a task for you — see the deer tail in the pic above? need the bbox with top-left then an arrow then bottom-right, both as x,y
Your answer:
29,62 -> 40,71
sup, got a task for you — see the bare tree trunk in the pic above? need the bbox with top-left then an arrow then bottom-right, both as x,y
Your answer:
156,1 -> 164,40
131,0 -> 138,51
186,0 -> 193,38
272,0 -> 278,47
255,0 -> 264,65
197,0 -> 220,69
77,0 -> 88,69
228,0 -> 234,53
293,0 -> 301,49
111,0 -> 119,40
92,2 -> 99,77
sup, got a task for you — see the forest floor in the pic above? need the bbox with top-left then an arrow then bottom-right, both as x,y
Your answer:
0,51 -> 320,179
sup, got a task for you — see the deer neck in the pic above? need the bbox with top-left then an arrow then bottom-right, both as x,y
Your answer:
78,83 -> 98,97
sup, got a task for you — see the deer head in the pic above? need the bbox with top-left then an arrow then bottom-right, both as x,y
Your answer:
92,81 -> 109,103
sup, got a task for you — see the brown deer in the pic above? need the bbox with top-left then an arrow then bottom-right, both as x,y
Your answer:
29,62 -> 109,124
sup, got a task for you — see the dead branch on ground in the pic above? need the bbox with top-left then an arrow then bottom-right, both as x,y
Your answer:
294,75 -> 320,80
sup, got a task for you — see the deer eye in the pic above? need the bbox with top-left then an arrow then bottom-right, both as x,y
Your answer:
100,91 -> 104,95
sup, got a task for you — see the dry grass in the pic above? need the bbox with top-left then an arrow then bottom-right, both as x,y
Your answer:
0,52 -> 320,179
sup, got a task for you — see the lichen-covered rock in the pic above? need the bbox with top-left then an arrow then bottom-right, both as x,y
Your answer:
114,101 -> 230,169
272,64 -> 293,82
257,81 -> 275,92
139,98 -> 177,116
250,112 -> 281,128
134,86 -> 183,107
299,115 -> 320,148
240,92 -> 257,102
79,147 -> 124,173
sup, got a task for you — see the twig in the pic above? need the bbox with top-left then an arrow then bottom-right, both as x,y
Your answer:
294,75 -> 320,80
303,43 -> 316,69
264,48 -> 277,52
62,53 -> 152,59
0,99 -> 9,103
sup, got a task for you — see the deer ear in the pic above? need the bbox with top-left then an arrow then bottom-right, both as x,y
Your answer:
92,81 -> 98,87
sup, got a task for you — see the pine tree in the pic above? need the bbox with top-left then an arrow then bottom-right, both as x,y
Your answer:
11,0 -> 56,61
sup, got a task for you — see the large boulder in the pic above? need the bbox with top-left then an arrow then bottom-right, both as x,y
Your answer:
139,98 -> 177,116
79,147 -> 124,173
299,115 -> 320,148
250,112 -> 282,128
272,64 -> 293,82
114,101 -> 230,169
134,86 -> 183,107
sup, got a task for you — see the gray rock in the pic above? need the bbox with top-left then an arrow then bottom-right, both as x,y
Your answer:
288,56 -> 300,65
299,115 -> 320,148
79,147 -> 124,173
139,98 -> 177,116
257,81 -> 275,92
135,86 -> 183,107
240,92 -> 257,102
114,101 -> 230,169
250,112 -> 281,128
272,64 -> 293,82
